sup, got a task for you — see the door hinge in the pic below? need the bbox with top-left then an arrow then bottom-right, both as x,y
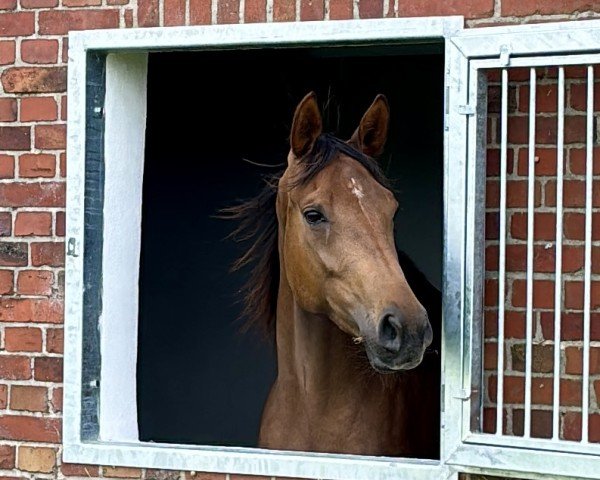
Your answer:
458,104 -> 475,115
67,237 -> 79,257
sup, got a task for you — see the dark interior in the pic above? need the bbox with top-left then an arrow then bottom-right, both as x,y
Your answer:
137,45 -> 445,447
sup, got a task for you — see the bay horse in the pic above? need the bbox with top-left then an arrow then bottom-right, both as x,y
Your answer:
225,92 -> 441,458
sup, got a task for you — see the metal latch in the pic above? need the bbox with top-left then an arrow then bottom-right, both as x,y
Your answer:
67,237 -> 79,257
458,104 -> 475,115
454,388 -> 473,400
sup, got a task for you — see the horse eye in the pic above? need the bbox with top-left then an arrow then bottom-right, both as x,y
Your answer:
303,209 -> 326,225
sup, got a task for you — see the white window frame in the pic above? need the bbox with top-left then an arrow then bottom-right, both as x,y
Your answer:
64,15 -> 600,480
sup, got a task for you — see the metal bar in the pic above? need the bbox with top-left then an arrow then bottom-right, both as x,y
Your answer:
552,66 -> 565,441
524,67 -> 536,438
582,65 -> 594,443
471,53 -> 600,71
496,67 -> 509,436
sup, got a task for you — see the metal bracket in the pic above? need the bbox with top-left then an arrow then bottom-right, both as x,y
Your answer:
453,388 -> 472,400
67,237 -> 79,257
458,104 -> 475,115
499,44 -> 511,67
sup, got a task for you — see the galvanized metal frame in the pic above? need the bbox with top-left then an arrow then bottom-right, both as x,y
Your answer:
65,16 -> 465,480
445,19 -> 600,480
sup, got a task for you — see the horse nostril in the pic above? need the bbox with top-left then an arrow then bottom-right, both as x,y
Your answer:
379,313 -> 402,353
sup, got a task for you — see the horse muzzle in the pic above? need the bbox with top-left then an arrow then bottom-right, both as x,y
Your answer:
363,306 -> 433,372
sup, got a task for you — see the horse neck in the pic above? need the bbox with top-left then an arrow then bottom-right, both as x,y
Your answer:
274,271 -> 375,398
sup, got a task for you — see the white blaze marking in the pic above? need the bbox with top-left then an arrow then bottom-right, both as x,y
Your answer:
349,177 -> 364,199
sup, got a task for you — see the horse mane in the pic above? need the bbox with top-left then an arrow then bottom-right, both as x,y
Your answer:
221,133 -> 391,336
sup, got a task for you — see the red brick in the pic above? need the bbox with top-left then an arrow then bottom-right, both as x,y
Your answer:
0,127 -> 29,150
329,0 -> 352,19
107,0 -> 128,4
0,183 -> 64,207
485,310 -> 526,339
217,0 -> 239,23
545,180 -> 600,208
0,270 -> 12,294
565,346 -> 600,375
21,40 -> 58,65
20,0 -> 57,6
398,0 -> 493,18
486,243 -> 583,274
502,0 -> 597,17
63,0 -> 101,6
485,179 -> 541,208
20,97 -> 57,122
0,416 -> 60,442
512,279 -> 554,309
10,385 -> 47,412
138,0 -> 159,26
301,0 -> 324,20
33,357 -> 62,382
50,387 -> 61,412
35,124 -> 65,149
19,154 -> 55,178
565,281 -> 600,310
0,40 -> 14,65
164,0 -> 185,25
0,242 -> 26,266
124,7 -> 133,26
244,0 -> 265,22
31,242 -> 64,266
17,270 -> 53,295
14,212 -> 52,237
519,84 -> 558,113
358,0 -> 382,18
540,311 -> 600,342
570,82 -> 600,112
510,212 -> 556,241
5,327 -> 42,352
61,464 -> 100,477
562,412 -> 600,442
273,0 -> 294,21
511,343 -> 554,373
0,298 -> 63,323
0,384 -> 7,408
507,115 -> 586,145
1,67 -> 66,93
0,98 -> 16,121
484,341 -> 497,370
55,211 -> 65,236
0,155 -> 13,179
0,0 -> 16,11
60,95 -> 66,121
513,409 -> 552,439
0,12 -> 34,36
39,10 -> 119,35
0,446 -> 14,469
488,375 -> 524,404
563,212 -> 600,241
59,152 -> 66,177
568,146 -> 600,175
516,147 -> 559,176
46,328 -> 63,354
0,356 -> 31,380
103,467 -> 143,478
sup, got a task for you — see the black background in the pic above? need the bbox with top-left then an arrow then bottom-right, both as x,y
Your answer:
138,45 -> 444,446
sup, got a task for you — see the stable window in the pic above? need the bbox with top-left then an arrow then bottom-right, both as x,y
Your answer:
64,16 -> 600,480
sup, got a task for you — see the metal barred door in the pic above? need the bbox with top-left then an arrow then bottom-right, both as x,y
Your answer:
444,19 -> 600,479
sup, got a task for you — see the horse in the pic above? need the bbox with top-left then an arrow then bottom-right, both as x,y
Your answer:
224,92 -> 441,458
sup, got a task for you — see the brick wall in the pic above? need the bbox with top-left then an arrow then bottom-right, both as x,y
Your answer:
483,66 -> 600,442
0,0 -> 599,478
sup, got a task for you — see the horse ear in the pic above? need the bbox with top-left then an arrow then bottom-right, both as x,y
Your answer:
290,92 -> 323,159
349,94 -> 389,157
